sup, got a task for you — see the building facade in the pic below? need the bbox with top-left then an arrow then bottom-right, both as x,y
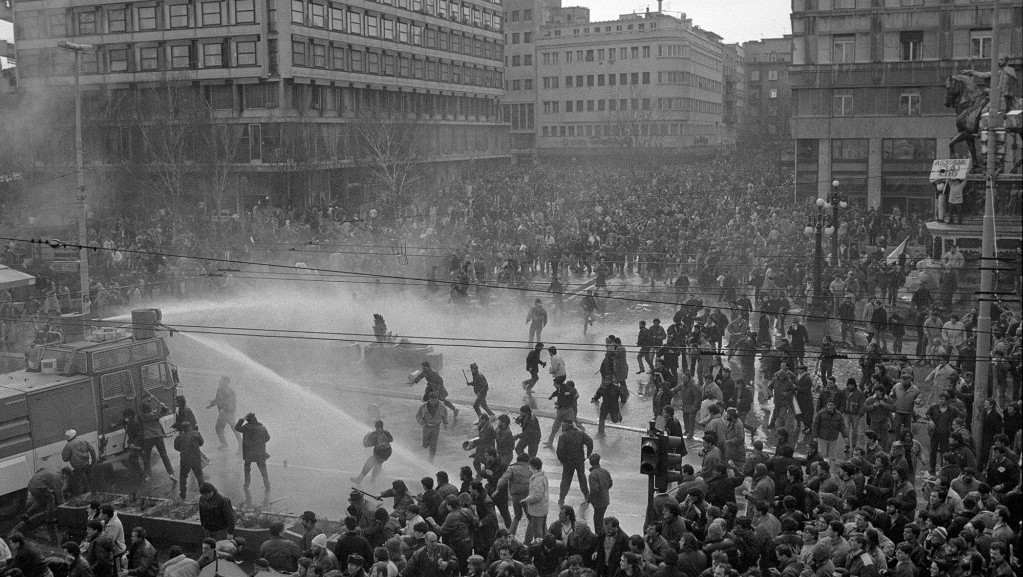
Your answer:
501,0 -> 560,157
789,0 -> 1022,214
742,36 -> 792,147
5,0 -> 510,206
532,10 -> 730,156
721,42 -> 745,146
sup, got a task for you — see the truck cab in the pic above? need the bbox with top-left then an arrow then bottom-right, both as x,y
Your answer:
0,312 -> 176,515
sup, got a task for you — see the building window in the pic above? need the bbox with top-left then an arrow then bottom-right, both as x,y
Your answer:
411,24 -> 423,45
348,12 -> 361,35
970,30 -> 991,60
137,5 -> 158,29
168,3 -> 189,28
77,11 -> 97,34
170,44 -> 190,68
524,31 -> 532,43
900,31 -> 922,61
832,34 -> 855,63
382,18 -> 394,40
330,6 -> 345,30
107,8 -> 127,32
235,0 -> 255,23
81,50 -> 98,73
523,9 -> 532,20
523,54 -> 531,66
292,40 -> 306,65
882,138 -> 935,160
523,79 -> 532,90
108,47 -> 129,71
236,40 -> 257,65
201,1 -> 221,26
641,72 -> 649,84
365,15 -> 378,37
139,46 -> 159,70
769,88 -> 778,98
642,45 -> 650,58
202,42 -> 223,66
291,0 -> 304,24
833,92 -> 853,116
398,21 -> 409,43
311,43 -> 326,67
49,13 -> 67,37
330,45 -> 345,69
750,70 -> 760,81
899,92 -> 920,116
310,2 -> 324,27
511,32 -> 519,44
350,50 -> 363,71
767,69 -> 778,81
832,139 -> 868,160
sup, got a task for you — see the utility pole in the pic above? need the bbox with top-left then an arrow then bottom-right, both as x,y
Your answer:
972,0 -> 999,458
59,41 -> 95,316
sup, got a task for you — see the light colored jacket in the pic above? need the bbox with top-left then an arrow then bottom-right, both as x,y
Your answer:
524,471 -> 549,517
892,383 -> 918,414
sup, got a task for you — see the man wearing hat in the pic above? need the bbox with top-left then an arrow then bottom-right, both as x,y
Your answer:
298,511 -> 323,551
62,429 -> 97,495
172,421 -> 205,500
235,412 -> 271,493
347,489 -> 377,531
310,533 -> 339,573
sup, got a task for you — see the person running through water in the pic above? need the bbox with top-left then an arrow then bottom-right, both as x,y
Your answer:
351,420 -> 393,484
581,290 -> 598,335
411,361 -> 459,419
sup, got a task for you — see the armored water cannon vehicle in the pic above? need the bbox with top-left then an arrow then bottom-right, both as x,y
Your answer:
348,314 -> 443,372
0,308 -> 178,516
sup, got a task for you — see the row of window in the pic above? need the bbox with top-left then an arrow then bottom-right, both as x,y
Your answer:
541,72 -> 652,89
540,97 -> 722,115
290,37 -> 502,88
507,31 -> 532,44
17,2 -> 257,39
543,19 -> 658,38
507,9 -> 532,22
541,45 -> 654,65
831,92 -> 921,117
795,137 -> 937,165
829,29 -> 991,63
294,0 -> 504,34
289,0 -> 502,62
539,122 -> 715,139
17,39 -> 257,76
502,102 -> 534,130
506,53 -> 531,66
506,78 -> 532,91
749,69 -> 780,82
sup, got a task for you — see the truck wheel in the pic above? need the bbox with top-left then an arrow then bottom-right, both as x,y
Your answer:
0,489 -> 27,518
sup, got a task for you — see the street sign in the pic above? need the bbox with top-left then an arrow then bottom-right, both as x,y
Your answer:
929,158 -> 971,181
50,261 -> 79,272
53,248 -> 79,262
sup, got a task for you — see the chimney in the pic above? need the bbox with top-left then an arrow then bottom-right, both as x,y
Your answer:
645,6 -> 649,16
657,0 -> 662,14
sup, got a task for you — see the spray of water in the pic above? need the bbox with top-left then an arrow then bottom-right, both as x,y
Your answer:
179,331 -> 437,474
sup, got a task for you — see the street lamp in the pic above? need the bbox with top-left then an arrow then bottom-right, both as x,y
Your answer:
804,197 -> 834,316
827,179 -> 848,267
58,40 -> 95,315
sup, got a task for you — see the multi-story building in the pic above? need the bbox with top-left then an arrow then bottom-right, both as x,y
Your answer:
721,42 -> 744,146
742,35 -> 792,147
502,0 -> 559,158
4,0 -> 509,206
532,9 -> 729,156
789,0 -> 1022,214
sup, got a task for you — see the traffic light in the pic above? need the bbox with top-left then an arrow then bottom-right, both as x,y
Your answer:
655,435 -> 687,492
640,435 -> 660,475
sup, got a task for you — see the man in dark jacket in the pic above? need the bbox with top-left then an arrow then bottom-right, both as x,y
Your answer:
124,527 -> 159,577
593,517 -> 629,577
334,516 -> 374,571
259,521 -> 303,572
173,421 -> 205,500
83,519 -> 116,577
555,421 -> 592,506
139,399 -> 175,482
198,482 -> 235,539
586,453 -> 613,532
522,342 -> 546,392
235,412 -> 271,491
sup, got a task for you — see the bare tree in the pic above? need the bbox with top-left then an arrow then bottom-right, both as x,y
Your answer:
262,123 -> 313,209
198,123 -> 243,217
351,109 -> 427,212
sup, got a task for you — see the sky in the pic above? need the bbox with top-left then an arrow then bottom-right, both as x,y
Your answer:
0,0 -> 791,48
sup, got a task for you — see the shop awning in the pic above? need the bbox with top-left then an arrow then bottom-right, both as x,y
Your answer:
0,265 -> 35,291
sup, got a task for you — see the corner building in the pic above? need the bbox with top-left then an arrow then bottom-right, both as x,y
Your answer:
789,0 -> 1022,213
6,0 -> 510,203
533,9 -> 729,156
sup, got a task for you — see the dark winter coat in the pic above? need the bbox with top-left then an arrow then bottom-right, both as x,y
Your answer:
235,418 -> 271,461
198,490 -> 235,534
556,428 -> 593,467
173,429 -> 205,465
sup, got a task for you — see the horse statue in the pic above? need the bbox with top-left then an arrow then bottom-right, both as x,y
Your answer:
944,73 -> 989,169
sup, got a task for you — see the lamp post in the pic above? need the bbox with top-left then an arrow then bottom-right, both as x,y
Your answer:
804,197 -> 834,317
58,40 -> 95,315
828,179 -> 848,267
